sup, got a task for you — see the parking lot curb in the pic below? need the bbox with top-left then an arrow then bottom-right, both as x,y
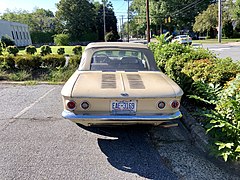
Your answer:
0,81 -> 64,85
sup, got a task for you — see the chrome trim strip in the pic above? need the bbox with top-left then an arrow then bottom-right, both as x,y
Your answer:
62,110 -> 182,121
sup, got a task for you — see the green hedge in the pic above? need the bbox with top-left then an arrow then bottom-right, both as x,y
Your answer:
41,54 -> 65,68
150,36 -> 240,162
15,55 -> 41,70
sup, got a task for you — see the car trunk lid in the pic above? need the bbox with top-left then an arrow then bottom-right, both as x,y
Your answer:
71,71 -> 183,98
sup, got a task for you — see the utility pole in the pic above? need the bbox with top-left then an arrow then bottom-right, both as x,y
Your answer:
103,0 -> 106,41
124,0 -> 131,42
146,0 -> 150,43
218,0 -> 222,43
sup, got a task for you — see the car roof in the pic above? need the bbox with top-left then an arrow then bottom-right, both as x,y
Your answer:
85,42 -> 148,50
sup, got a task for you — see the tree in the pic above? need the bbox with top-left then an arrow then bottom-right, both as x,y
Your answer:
95,1 -> 119,41
193,1 -> 235,38
1,9 -> 56,33
129,0 -> 211,36
193,4 -> 218,37
1,9 -> 58,43
56,0 -> 97,41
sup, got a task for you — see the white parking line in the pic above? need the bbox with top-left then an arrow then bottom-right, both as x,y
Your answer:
13,87 -> 56,119
208,48 -> 231,51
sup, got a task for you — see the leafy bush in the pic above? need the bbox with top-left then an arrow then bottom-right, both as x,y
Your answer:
15,55 -> 41,70
40,45 -> 52,56
25,45 -> 37,55
182,58 -> 240,85
69,55 -> 81,66
41,54 -> 65,68
1,35 -> 15,46
49,66 -> 77,82
105,31 -> 120,42
30,31 -> 54,44
151,37 -> 240,162
57,48 -> 65,55
205,75 -> 240,161
149,42 -> 192,71
54,34 -> 70,46
0,46 -> 2,55
7,46 -> 19,56
7,70 -> 32,81
72,46 -> 82,55
0,55 -> 15,70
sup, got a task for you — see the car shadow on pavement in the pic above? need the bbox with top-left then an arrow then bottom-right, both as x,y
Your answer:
78,124 -> 178,179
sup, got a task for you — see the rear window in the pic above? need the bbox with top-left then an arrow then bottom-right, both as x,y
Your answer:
90,49 -> 150,71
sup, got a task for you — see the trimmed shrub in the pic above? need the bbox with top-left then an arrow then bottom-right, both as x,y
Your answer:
150,42 -> 192,71
54,34 -> 70,46
69,55 -> 81,66
72,46 -> 82,55
15,55 -> 41,70
57,48 -> 65,55
25,45 -> 37,55
0,55 -> 15,69
7,46 -> 19,56
40,45 -> 52,56
182,58 -> 240,85
1,35 -> 15,46
41,54 -> 65,68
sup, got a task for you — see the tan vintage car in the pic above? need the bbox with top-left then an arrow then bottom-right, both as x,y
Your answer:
61,42 -> 183,126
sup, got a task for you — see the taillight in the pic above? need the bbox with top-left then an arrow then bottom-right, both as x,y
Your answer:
66,100 -> 76,110
81,101 -> 90,110
158,101 -> 166,109
171,100 -> 180,109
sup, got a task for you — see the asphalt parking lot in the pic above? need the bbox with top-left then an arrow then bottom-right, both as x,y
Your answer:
0,84 -> 239,180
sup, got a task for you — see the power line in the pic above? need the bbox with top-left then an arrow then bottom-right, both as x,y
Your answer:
171,0 -> 206,16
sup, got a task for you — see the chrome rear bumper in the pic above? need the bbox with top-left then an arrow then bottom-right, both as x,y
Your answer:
62,110 -> 182,126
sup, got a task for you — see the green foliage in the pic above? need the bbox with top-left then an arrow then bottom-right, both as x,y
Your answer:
7,70 -> 32,81
1,35 -> 15,46
69,55 -> 81,66
95,2 -> 118,41
105,31 -> 120,42
40,45 -> 52,56
1,9 -> 56,33
41,54 -> 65,68
182,58 -> 240,85
150,40 -> 192,71
57,48 -> 65,55
15,55 -> 41,70
0,55 -> 15,69
54,34 -> 70,46
31,32 -> 54,44
25,45 -> 37,55
72,46 -> 82,55
193,4 -> 218,33
151,38 -> 240,162
55,0 -> 96,40
205,75 -> 240,161
49,65 -> 77,82
7,46 -> 19,56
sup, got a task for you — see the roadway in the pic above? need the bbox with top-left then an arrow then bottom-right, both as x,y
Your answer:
0,84 -> 238,179
198,42 -> 240,62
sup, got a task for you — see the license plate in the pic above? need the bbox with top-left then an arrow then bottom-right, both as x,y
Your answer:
111,100 -> 136,114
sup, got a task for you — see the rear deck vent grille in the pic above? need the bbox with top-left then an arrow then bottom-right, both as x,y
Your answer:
102,74 -> 116,89
127,74 -> 145,89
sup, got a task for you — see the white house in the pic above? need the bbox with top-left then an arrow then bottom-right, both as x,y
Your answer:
0,20 -> 32,47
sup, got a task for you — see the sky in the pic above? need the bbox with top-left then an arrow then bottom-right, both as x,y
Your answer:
0,0 -> 129,27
